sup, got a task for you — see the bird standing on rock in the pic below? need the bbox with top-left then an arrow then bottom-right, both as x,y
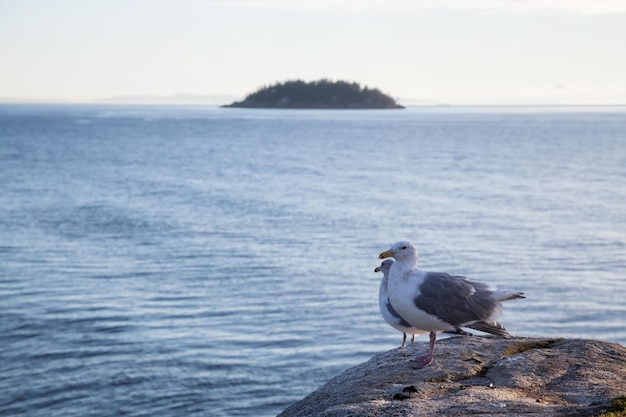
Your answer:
379,241 -> 525,369
376,259 -> 427,347
376,258 -> 512,348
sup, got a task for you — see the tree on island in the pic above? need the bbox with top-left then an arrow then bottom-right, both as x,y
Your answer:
223,79 -> 404,109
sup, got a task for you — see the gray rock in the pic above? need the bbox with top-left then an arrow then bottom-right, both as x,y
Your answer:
277,337 -> 626,417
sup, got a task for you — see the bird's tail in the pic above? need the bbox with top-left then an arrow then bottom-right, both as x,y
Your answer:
465,320 -> 512,338
492,290 -> 526,302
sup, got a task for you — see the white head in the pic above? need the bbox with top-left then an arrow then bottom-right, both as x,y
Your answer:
379,241 -> 418,264
374,259 -> 395,275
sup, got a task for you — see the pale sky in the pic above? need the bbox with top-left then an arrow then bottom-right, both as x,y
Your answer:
1,0 -> 625,105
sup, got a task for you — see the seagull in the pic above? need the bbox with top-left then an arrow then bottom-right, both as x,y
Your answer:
376,259 -> 510,348
376,259 -> 427,347
379,241 -> 525,369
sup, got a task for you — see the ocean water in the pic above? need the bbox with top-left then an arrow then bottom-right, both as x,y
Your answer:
1,104 -> 625,417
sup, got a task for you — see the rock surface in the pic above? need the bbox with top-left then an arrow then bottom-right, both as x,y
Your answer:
277,337 -> 626,417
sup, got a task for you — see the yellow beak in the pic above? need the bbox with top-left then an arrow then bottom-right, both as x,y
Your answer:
379,250 -> 395,259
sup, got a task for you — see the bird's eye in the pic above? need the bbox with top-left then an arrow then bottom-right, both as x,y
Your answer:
401,246 -> 407,250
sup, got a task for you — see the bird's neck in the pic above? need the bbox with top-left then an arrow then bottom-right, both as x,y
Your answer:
379,276 -> 389,296
399,256 -> 418,270
391,258 -> 418,281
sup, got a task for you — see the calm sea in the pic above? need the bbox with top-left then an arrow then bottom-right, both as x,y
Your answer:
1,104 -> 625,417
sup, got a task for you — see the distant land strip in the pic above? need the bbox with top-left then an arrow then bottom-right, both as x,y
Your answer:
223,79 -> 404,109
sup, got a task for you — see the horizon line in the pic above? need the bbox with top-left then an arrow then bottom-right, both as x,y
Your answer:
2,100 -> 626,109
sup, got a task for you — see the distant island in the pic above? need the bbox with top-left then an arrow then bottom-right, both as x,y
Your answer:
223,79 -> 404,109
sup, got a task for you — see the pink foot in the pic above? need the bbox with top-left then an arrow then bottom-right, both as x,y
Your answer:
411,331 -> 436,369
411,353 -> 434,369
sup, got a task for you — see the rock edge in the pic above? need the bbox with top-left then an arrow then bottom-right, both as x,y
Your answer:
277,337 -> 626,417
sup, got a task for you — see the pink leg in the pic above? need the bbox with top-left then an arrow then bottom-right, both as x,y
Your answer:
401,332 -> 407,347
411,331 -> 436,369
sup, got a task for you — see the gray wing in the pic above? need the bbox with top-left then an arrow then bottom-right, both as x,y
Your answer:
414,272 -> 500,327
454,275 -> 493,292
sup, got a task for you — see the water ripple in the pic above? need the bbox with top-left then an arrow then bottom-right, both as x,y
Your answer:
1,105 -> 625,417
